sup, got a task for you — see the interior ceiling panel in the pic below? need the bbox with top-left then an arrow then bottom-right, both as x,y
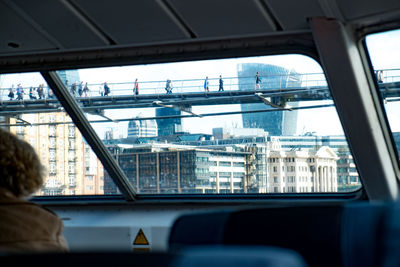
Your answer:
167,0 -> 275,38
265,0 -> 324,30
336,0 -> 400,20
12,0 -> 109,49
0,1 -> 57,55
72,0 -> 189,45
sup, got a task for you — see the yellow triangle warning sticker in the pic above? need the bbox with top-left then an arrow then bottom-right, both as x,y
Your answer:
133,229 -> 149,245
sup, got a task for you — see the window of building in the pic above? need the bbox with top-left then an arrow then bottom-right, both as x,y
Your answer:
49,150 -> 56,161
68,163 -> 75,174
68,126 -> 75,137
49,163 -> 56,175
86,185 -> 94,190
69,139 -> 75,149
68,150 -> 75,161
219,162 -> 231,167
233,162 -> 245,167
49,137 -> 56,148
69,175 -> 76,185
49,125 -> 56,136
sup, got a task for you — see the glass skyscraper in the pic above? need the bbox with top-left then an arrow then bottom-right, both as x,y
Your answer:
237,63 -> 301,136
57,70 -> 80,85
156,107 -> 182,136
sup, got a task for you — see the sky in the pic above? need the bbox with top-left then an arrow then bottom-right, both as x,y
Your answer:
1,29 -> 399,139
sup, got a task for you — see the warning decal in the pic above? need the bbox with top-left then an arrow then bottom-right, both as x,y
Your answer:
133,228 -> 149,245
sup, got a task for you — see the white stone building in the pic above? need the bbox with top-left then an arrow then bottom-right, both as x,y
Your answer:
267,146 -> 338,193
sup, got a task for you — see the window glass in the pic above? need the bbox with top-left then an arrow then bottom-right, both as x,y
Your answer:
0,72 -> 118,196
365,29 -> 400,170
55,54 -> 361,194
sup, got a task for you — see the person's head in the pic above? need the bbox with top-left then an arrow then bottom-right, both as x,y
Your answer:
256,72 -> 259,75
0,129 -> 44,198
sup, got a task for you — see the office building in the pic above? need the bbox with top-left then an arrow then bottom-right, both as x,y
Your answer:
237,63 -> 301,136
104,143 -> 248,194
156,107 -> 182,137
57,69 -> 81,85
9,112 -> 104,196
127,116 -> 158,137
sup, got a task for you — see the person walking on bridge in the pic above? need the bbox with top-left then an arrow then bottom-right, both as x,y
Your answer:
37,84 -> 44,99
204,76 -> 209,92
16,84 -> 24,100
8,85 -> 14,100
83,82 -> 90,97
29,87 -> 37,100
377,70 -> 384,83
219,75 -> 224,91
78,82 -> 83,97
104,82 -> 110,96
255,72 -> 261,90
134,79 -> 139,95
165,79 -> 173,94
71,82 -> 76,97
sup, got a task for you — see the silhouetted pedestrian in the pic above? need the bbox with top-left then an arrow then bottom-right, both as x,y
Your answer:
134,79 -> 139,95
29,87 -> 37,100
377,70 -> 384,83
78,82 -> 83,97
83,82 -> 89,97
104,82 -> 110,96
219,75 -> 224,91
37,84 -> 44,99
8,85 -> 14,100
255,72 -> 261,90
71,82 -> 76,96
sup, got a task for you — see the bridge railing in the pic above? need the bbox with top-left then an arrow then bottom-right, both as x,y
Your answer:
6,69 -> 400,102
378,69 -> 400,83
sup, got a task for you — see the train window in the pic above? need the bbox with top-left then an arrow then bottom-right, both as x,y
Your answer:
0,72 -> 119,196
52,54 -> 361,195
365,29 -> 400,165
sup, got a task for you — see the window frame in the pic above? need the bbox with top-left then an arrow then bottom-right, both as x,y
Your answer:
0,32 -> 369,203
37,52 -> 365,202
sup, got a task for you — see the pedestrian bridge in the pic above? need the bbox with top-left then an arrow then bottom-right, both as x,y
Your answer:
0,70 -> 399,117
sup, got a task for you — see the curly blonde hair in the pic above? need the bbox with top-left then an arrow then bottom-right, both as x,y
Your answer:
0,128 -> 44,197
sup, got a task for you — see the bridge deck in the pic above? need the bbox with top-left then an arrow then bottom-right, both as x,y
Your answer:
0,82 -> 399,116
